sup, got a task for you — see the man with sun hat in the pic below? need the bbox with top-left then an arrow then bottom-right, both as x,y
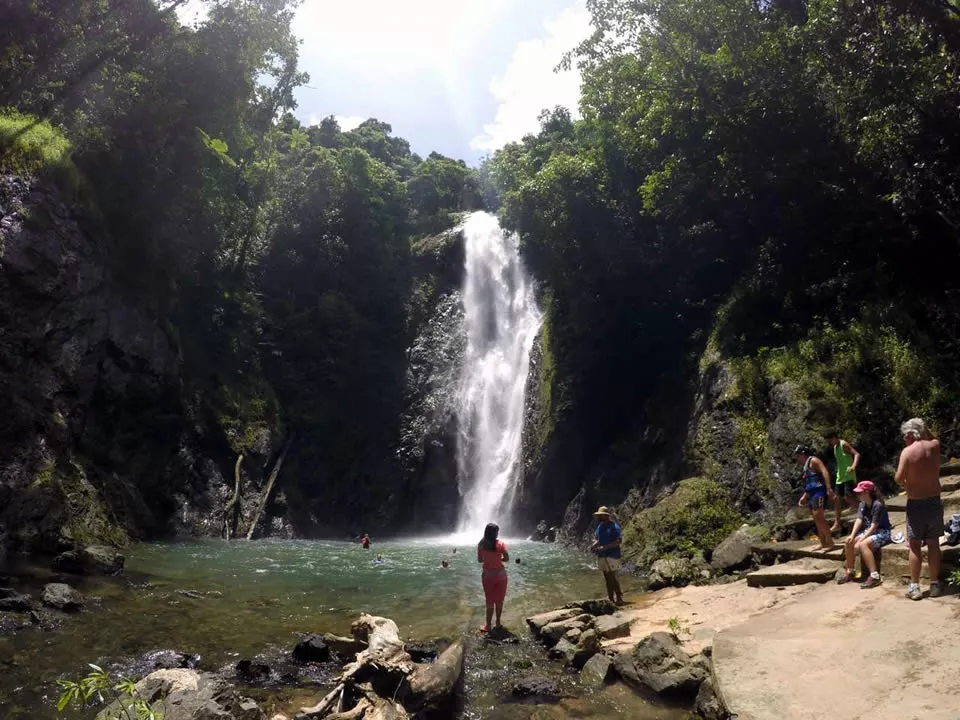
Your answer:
589,505 -> 624,605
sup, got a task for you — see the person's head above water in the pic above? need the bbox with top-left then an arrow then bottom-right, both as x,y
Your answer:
480,523 -> 499,552
441,559 -> 449,568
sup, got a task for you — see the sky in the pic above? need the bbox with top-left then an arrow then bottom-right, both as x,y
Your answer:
180,0 -> 592,164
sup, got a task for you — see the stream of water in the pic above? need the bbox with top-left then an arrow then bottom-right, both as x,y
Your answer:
456,212 -> 542,535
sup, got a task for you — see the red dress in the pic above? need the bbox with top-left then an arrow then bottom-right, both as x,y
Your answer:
478,540 -> 508,606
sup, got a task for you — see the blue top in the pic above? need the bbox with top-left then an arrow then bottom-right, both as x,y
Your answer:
802,458 -> 825,494
595,521 -> 622,559
858,500 -> 892,532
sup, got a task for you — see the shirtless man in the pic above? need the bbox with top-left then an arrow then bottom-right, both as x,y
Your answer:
894,418 -> 943,600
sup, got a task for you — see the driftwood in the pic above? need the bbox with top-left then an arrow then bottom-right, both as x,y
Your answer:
222,452 -> 244,540
405,641 -> 464,712
298,615 -> 460,720
245,432 -> 294,540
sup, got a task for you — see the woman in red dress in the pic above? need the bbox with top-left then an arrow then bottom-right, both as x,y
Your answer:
477,523 -> 509,632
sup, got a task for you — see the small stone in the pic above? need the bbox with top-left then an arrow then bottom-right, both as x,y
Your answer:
563,628 -> 582,643
236,660 -> 271,682
547,637 -> 577,660
41,583 -> 83,612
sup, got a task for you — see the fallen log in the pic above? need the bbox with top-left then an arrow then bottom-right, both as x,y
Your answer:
405,641 -> 464,713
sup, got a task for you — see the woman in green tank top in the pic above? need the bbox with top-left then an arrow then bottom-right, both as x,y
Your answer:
824,431 -> 861,533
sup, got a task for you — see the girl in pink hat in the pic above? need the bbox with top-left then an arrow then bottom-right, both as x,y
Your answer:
837,480 -> 892,588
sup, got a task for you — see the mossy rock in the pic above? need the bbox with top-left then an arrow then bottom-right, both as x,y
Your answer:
621,477 -> 743,569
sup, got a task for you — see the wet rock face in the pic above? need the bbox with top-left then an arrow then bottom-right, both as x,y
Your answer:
396,288 -> 466,532
0,174 -> 185,551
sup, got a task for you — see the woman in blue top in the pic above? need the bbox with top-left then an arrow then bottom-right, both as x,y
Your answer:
589,506 -> 624,606
795,445 -> 836,551
837,480 -> 893,588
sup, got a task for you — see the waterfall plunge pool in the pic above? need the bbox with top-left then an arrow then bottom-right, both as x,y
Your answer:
0,538 -> 687,719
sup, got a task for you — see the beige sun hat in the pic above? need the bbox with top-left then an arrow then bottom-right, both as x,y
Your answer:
593,506 -> 613,518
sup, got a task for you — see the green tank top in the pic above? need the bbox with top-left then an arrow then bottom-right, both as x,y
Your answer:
834,441 -> 856,484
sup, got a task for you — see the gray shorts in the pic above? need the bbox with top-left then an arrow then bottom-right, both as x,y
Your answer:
906,497 -> 944,541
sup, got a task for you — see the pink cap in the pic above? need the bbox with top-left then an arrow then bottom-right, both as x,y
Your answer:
853,480 -> 875,494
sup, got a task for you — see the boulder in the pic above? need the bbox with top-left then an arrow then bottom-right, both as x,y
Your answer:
322,632 -> 367,660
541,615 -> 592,644
594,613 -> 632,640
292,635 -> 330,664
0,593 -> 32,612
612,631 -> 707,699
711,525 -> 765,573
526,608 -> 580,633
572,629 -> 601,668
694,675 -> 727,720
82,545 -> 125,575
105,668 -> 266,720
648,557 -> 696,590
511,675 -> 561,701
563,598 -> 617,616
563,628 -> 582,644
580,653 -> 613,686
41,583 -> 83,612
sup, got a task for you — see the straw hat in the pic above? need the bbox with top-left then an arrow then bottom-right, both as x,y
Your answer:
593,506 -> 612,518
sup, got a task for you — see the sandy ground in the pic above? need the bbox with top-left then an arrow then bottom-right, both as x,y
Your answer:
605,579 -> 821,655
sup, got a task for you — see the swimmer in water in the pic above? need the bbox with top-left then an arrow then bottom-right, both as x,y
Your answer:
441,559 -> 450,569
374,553 -> 384,564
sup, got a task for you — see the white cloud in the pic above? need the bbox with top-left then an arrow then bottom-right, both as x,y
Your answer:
470,1 -> 591,153
334,115 -> 366,132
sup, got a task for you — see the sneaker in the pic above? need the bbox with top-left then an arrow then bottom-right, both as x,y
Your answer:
836,569 -> 854,585
905,583 -> 923,601
929,582 -> 944,598
860,575 -> 882,589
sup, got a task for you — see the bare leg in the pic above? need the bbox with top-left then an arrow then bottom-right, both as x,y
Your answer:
607,572 -> 624,603
494,603 -> 503,627
846,494 -> 858,510
485,606 -> 494,629
831,493 -> 843,533
812,509 -> 835,549
927,540 -> 941,582
908,539 -> 923,585
843,536 -> 856,570
602,572 -> 615,601
859,540 -> 878,574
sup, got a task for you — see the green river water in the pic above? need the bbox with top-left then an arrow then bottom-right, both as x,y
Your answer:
0,538 -> 690,720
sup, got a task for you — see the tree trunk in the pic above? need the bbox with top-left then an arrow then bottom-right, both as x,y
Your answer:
222,452 -> 244,540
245,432 -> 294,540
405,641 -> 464,713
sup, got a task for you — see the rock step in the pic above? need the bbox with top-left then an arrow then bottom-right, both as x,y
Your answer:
939,460 -> 960,477
871,541 -> 960,581
939,474 -> 960,492
750,540 -> 844,563
885,489 -> 960,513
746,558 -> 841,588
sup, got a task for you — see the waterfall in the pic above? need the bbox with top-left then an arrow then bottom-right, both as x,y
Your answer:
456,212 -> 542,535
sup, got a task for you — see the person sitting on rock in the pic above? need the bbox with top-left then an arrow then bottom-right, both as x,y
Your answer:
795,445 -> 836,550
837,480 -> 892,588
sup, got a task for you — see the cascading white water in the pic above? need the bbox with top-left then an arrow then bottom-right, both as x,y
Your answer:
456,212 -> 542,535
